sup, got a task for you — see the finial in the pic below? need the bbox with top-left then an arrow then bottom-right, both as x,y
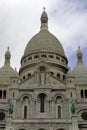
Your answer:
40,7 -> 48,30
77,46 -> 83,65
43,7 -> 45,11
77,46 -> 82,55
7,46 -> 9,50
15,67 -> 17,71
4,46 -> 11,65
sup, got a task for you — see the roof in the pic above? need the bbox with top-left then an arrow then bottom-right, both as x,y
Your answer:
72,47 -> 87,84
23,10 -> 65,57
0,64 -> 18,84
0,48 -> 19,84
24,30 -> 65,56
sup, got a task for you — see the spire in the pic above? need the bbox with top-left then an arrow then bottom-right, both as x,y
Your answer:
40,7 -> 48,30
4,47 -> 11,65
77,46 -> 83,65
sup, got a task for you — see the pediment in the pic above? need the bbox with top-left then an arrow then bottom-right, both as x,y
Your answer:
19,75 -> 36,89
19,72 -> 65,89
49,75 -> 65,87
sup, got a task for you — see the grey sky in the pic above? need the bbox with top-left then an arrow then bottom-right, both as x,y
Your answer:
0,0 -> 87,71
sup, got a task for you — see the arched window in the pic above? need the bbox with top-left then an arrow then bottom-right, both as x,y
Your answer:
24,105 -> 27,119
39,94 -> 46,113
70,92 -> 72,97
23,96 -> 29,119
81,90 -> 83,98
85,90 -> 87,98
56,96 -> 62,103
23,76 -> 25,80
23,96 -> 29,103
28,73 -> 31,77
13,92 -> 15,98
56,56 -> 60,60
40,95 -> 45,112
28,57 -> 32,60
3,90 -> 6,99
50,72 -> 54,75
34,55 -> 39,59
0,91 -> 2,99
49,55 -> 54,58
57,73 -> 60,78
41,54 -> 46,58
58,105 -> 61,118
63,75 -> 65,81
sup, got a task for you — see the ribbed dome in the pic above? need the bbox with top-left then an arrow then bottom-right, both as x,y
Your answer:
72,65 -> 87,78
72,47 -> 87,84
0,65 -> 18,84
24,9 -> 65,57
72,65 -> 87,84
24,30 -> 65,56
66,70 -> 75,78
19,9 -> 68,76
0,48 -> 19,84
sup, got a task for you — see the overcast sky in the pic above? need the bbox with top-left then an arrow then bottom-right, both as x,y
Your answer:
0,0 -> 87,71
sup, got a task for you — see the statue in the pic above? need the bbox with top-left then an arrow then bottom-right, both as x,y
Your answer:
71,99 -> 76,115
8,100 -> 14,115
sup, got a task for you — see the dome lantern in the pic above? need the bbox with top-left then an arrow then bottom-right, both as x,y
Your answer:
5,47 -> 11,65
72,47 -> 87,84
77,46 -> 83,65
0,47 -> 19,84
40,7 -> 48,30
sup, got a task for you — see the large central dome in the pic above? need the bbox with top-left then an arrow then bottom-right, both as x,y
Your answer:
24,9 -> 65,57
19,9 -> 68,78
24,30 -> 65,56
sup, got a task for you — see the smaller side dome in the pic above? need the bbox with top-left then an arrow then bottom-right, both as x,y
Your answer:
66,70 -> 75,78
77,46 -> 83,65
66,70 -> 75,85
0,48 -> 19,84
72,47 -> 87,84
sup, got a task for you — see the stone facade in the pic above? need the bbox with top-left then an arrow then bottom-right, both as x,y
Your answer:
0,9 -> 87,130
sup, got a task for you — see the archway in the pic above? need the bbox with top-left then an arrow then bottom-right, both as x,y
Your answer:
38,93 -> 47,113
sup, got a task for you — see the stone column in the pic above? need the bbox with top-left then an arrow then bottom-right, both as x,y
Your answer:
49,101 -> 50,116
46,72 -> 50,84
34,100 -> 36,115
35,72 -> 39,84
51,100 -> 55,118
70,99 -> 79,130
71,115 -> 79,130
5,115 -> 13,130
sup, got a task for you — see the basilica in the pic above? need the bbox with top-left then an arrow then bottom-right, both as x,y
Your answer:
0,9 -> 87,130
